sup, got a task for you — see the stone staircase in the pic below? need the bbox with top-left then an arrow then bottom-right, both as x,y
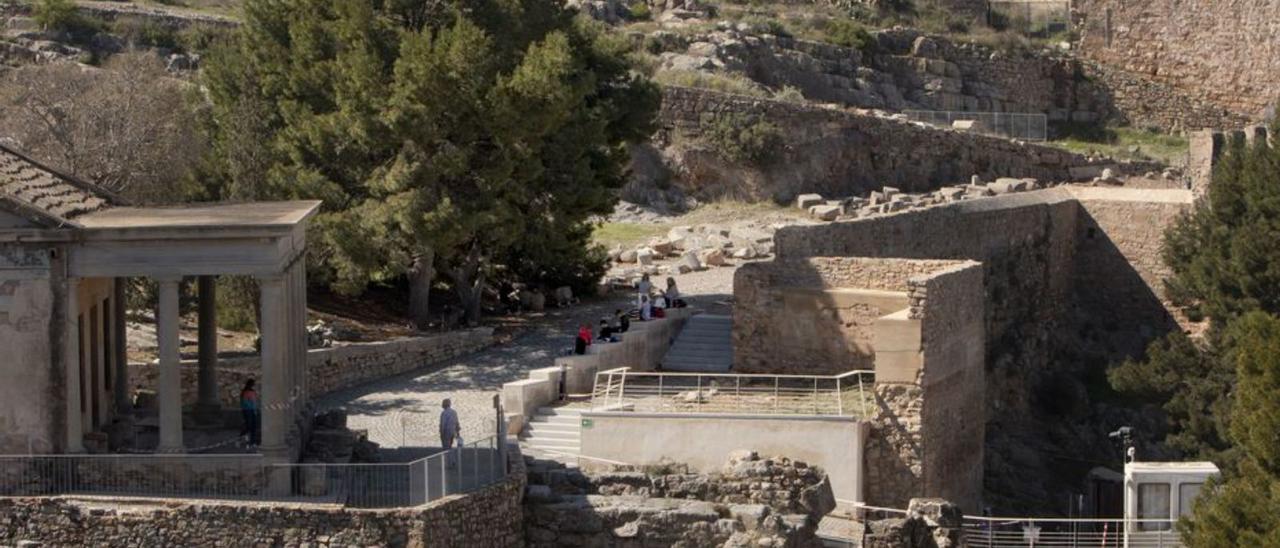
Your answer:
518,406 -> 582,459
662,314 -> 733,373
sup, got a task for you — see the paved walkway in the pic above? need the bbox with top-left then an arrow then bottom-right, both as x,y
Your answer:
316,266 -> 738,449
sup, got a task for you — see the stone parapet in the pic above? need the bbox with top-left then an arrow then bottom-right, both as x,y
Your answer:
129,327 -> 495,406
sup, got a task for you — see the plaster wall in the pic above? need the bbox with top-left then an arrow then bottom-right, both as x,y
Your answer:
0,245 -> 60,454
579,412 -> 869,503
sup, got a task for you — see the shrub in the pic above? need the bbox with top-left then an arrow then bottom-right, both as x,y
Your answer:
822,18 -> 876,53
700,112 -> 784,166
626,1 -> 651,21
771,85 -> 806,104
653,69 -> 770,97
33,0 -> 103,39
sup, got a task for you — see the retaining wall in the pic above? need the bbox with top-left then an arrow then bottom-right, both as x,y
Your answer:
501,309 -> 694,433
130,327 -> 495,406
0,444 -> 526,547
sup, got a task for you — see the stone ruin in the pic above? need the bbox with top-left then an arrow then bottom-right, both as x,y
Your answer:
523,450 -> 836,547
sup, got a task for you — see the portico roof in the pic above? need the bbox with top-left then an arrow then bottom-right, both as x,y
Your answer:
75,201 -> 322,240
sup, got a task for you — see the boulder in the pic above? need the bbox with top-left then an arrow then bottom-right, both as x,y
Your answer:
677,251 -> 703,273
809,204 -> 842,221
650,239 -> 675,256
795,193 -> 824,209
618,249 -> 638,263
732,246 -> 757,260
698,247 -> 727,267
636,248 -> 655,266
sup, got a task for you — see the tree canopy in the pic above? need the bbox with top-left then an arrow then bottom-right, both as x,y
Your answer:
200,0 -> 659,327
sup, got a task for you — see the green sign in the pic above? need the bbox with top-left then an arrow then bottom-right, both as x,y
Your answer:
581,418 -> 593,429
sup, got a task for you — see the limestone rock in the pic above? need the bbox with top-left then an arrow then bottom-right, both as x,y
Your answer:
636,248 -> 655,266
619,248 -> 638,263
809,204 -> 842,221
677,251 -> 703,273
795,193 -> 824,209
698,247 -> 727,267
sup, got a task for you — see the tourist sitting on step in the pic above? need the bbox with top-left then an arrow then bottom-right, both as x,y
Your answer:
597,318 -> 619,343
574,322 -> 593,354
664,277 -> 688,308
615,309 -> 630,333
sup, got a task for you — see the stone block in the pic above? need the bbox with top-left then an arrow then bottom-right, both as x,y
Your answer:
872,309 -> 921,353
795,194 -> 824,209
809,204 -> 842,221
873,350 -> 923,384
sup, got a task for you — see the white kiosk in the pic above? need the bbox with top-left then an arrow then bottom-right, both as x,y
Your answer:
1123,459 -> 1218,547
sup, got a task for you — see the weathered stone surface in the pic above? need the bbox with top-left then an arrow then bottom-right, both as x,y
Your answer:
809,204 -> 842,221
795,194 -> 824,209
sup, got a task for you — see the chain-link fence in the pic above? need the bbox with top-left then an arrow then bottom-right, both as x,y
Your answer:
988,0 -> 1072,37
904,110 -> 1049,142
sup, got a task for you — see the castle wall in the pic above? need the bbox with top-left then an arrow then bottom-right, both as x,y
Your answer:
1076,0 -> 1280,127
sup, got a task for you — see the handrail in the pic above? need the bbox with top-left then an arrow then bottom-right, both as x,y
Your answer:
588,368 -> 876,417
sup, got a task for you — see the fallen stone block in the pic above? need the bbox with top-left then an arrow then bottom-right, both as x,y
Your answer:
810,204 -> 842,221
795,193 -> 824,209
698,247 -> 727,267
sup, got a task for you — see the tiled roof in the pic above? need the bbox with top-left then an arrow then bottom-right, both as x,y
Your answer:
0,145 -> 117,227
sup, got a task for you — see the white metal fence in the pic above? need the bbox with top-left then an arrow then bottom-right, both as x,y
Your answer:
904,110 -> 1049,142
964,515 -> 1184,547
844,503 -> 1186,547
987,0 -> 1071,37
0,435 -> 508,508
589,367 -> 875,418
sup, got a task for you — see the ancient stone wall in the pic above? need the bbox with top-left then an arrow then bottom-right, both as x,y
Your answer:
757,187 -> 1192,511
524,451 -> 834,547
1079,62 -> 1248,132
1075,0 -> 1280,128
657,86 -> 1106,203
733,257 -> 957,375
0,244 -> 65,454
130,327 -> 494,407
0,446 -> 526,547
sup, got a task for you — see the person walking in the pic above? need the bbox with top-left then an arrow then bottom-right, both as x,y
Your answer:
636,274 -> 653,308
240,379 -> 261,448
440,399 -> 461,464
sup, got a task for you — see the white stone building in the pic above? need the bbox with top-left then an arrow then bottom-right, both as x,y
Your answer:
0,145 -> 318,460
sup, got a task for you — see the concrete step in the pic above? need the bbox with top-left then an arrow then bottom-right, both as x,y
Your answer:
536,407 -> 584,417
531,415 -> 581,426
524,422 -> 581,435
525,440 -> 581,452
523,430 -> 581,442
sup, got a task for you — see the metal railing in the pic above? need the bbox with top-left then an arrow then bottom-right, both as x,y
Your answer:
904,110 -> 1048,142
0,436 -> 508,508
987,0 -> 1071,37
589,367 -> 875,418
963,515 -> 1184,547
846,503 -> 1186,547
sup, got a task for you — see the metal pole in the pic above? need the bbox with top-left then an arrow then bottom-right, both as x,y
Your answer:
696,375 -> 702,412
440,452 -> 447,498
773,377 -> 779,413
658,374 -> 664,412
837,377 -> 844,416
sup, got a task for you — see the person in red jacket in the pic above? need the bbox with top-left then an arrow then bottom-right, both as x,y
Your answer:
574,323 -> 593,355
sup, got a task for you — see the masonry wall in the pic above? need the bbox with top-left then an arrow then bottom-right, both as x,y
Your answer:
0,446 -> 526,547
130,327 -> 495,407
1076,0 -> 1280,128
0,244 -> 62,454
1071,188 -> 1193,357
914,263 -> 985,512
733,257 -> 957,375
658,87 -> 1104,203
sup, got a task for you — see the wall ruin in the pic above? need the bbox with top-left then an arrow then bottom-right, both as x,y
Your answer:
1075,0 -> 1280,128
736,186 -> 1193,511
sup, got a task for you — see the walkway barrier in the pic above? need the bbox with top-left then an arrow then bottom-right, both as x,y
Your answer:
963,515 -> 1183,547
846,503 -> 1184,547
589,368 -> 876,418
0,435 -> 509,508
903,110 -> 1048,142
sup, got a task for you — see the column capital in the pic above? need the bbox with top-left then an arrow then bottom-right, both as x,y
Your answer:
257,273 -> 286,284
153,274 -> 184,284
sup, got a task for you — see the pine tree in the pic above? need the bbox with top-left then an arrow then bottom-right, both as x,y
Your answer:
1179,312 -> 1280,546
200,0 -> 658,328
1109,130 -> 1280,463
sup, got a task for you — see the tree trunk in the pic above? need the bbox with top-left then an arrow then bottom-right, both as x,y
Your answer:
447,245 -> 485,326
409,250 -> 435,331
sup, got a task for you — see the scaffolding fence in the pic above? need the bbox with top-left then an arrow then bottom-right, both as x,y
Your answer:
904,110 -> 1049,142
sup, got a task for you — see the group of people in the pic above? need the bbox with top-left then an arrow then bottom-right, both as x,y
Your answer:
571,274 -> 689,355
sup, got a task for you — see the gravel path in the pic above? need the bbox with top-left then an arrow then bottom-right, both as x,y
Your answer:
317,264 -> 740,450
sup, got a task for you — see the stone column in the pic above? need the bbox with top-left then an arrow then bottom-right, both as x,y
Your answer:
112,278 -> 131,412
156,277 -> 185,453
63,277 -> 84,453
195,275 -> 221,423
257,275 -> 288,458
